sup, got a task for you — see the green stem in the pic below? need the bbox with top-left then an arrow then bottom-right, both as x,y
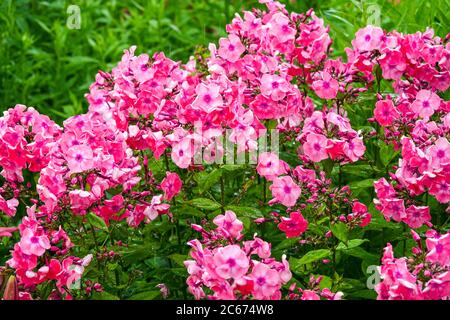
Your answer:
220,175 -> 225,213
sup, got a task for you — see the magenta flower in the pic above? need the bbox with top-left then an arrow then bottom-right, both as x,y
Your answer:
426,233 -> 450,267
382,198 -> 407,222
278,211 -> 308,238
161,172 -> 182,201
374,99 -> 400,126
404,206 -> 431,229
0,227 -> 18,238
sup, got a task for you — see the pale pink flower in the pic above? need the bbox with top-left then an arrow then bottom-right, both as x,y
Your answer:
352,25 -> 384,52
171,138 -> 194,169
428,137 -> 450,169
256,152 -> 288,181
374,99 -> 400,126
303,133 -> 329,162
312,71 -> 339,99
343,137 -> 366,162
260,74 -> 290,101
213,245 -> 249,280
213,210 -> 243,239
251,262 -> 280,299
66,145 -> 94,173
268,12 -> 296,43
218,34 -> 245,62
411,90 -> 441,120
192,83 -> 223,113
269,176 -> 301,207
19,228 -> 51,256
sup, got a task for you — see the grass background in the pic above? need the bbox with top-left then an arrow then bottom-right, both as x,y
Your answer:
0,0 -> 448,123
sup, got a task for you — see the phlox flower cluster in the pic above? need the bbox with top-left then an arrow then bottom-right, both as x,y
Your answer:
185,210 -> 292,300
376,230 -> 450,300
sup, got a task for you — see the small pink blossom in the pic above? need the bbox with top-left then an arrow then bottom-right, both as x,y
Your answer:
374,99 -> 400,126
218,34 -> 245,62
256,152 -> 288,181
303,133 -> 329,162
19,228 -> 51,257
411,90 -> 441,120
352,25 -> 384,52
213,210 -> 243,239
269,176 -> 301,207
213,245 -> 249,280
312,71 -> 339,99
161,172 -> 182,201
66,145 -> 94,173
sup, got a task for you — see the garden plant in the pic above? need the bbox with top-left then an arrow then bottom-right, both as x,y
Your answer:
0,0 -> 449,300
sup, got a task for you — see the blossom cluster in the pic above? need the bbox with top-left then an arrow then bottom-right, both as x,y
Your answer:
0,0 -> 449,300
185,210 -> 292,300
376,230 -> 450,299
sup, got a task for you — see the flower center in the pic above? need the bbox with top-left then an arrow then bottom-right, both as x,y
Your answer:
256,277 -> 266,286
203,94 -> 212,104
226,258 -> 236,267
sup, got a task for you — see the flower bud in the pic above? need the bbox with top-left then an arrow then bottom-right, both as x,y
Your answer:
2,275 -> 18,300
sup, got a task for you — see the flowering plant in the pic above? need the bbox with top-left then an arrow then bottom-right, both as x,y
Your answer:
0,0 -> 449,300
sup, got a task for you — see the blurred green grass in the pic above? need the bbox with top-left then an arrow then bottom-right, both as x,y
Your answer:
0,0 -> 448,123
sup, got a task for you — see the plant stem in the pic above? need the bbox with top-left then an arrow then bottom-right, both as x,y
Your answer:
220,175 -> 225,213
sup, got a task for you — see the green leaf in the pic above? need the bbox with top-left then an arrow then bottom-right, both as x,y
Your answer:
91,291 -> 119,300
198,169 -> 222,194
336,239 -> 368,250
331,222 -> 348,243
291,249 -> 331,269
87,212 -> 108,231
224,205 -> 263,218
379,142 -> 399,167
221,164 -> 245,172
321,158 -> 335,176
169,253 -> 188,267
274,238 -> 300,251
349,178 -> 375,189
190,198 -> 221,210
127,291 -> 160,300
341,246 -> 379,263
